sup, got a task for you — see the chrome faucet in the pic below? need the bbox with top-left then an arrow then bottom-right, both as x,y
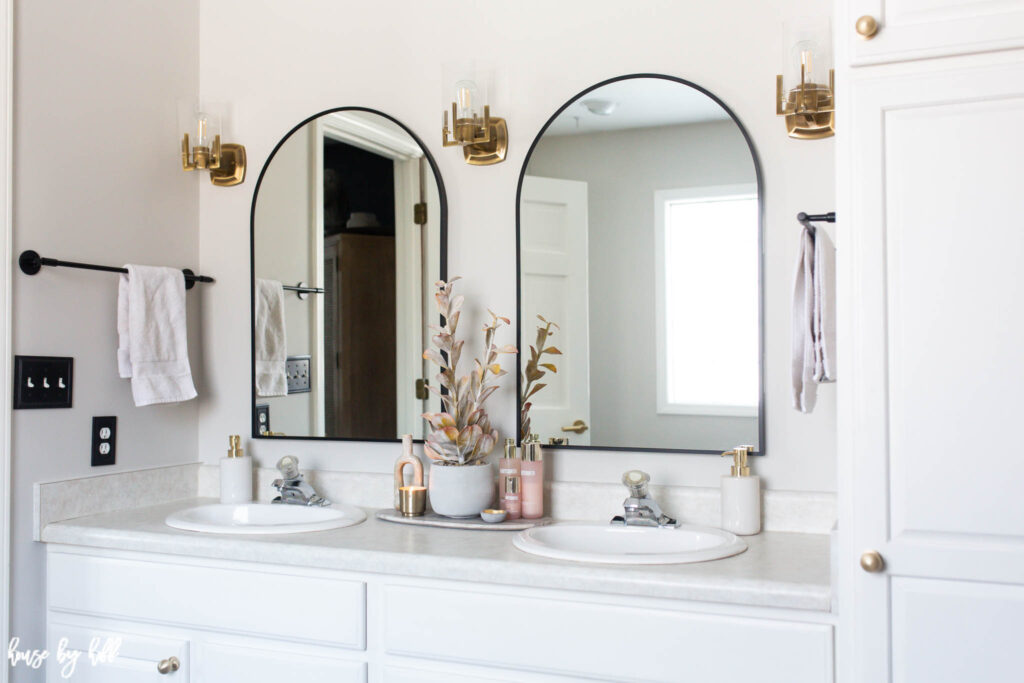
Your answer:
271,456 -> 330,507
610,470 -> 677,528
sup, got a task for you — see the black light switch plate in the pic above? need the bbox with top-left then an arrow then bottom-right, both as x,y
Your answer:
91,416 -> 116,467
13,355 -> 73,409
286,355 -> 311,394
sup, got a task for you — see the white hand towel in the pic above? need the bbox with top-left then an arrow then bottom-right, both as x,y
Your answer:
792,226 -> 816,412
812,229 -> 836,383
117,265 -> 197,407
792,224 -> 837,413
255,278 -> 288,397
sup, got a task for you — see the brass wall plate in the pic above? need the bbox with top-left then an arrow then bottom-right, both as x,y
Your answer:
784,111 -> 835,140
210,143 -> 247,186
464,117 -> 507,166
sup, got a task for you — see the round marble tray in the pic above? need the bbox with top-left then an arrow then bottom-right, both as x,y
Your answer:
375,509 -> 552,531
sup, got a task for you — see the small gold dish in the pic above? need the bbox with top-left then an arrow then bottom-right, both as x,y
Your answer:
399,486 -> 426,517
480,509 -> 507,524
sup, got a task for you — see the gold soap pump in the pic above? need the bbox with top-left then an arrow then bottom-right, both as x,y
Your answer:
719,445 -> 760,536
722,445 -> 752,476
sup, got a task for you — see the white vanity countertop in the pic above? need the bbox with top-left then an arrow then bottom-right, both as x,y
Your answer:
41,497 -> 832,612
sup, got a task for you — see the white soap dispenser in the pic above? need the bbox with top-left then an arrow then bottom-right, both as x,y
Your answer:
720,445 -> 760,535
220,435 -> 253,504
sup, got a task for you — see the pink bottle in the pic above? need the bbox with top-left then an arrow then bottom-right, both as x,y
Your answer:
498,438 -> 520,511
504,476 -> 522,519
521,440 -> 544,519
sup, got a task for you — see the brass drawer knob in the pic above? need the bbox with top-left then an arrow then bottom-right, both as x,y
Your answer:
860,550 -> 885,573
157,656 -> 180,674
856,15 -> 879,39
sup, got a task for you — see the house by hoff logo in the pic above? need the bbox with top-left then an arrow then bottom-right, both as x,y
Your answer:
8,636 -> 122,678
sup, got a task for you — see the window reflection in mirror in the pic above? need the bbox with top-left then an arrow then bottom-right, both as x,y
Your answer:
518,76 -> 763,453
252,109 -> 444,441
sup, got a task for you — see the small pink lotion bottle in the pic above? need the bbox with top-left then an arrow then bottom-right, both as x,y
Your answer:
504,476 -> 522,519
498,438 -> 520,511
521,439 -> 544,519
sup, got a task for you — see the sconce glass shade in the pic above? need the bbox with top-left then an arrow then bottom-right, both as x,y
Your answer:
777,18 -> 835,140
453,79 -> 483,121
178,100 -> 246,185
441,62 -> 507,165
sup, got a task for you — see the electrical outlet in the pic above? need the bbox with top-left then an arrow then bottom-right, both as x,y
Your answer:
286,355 -> 311,394
13,356 -> 73,409
255,404 -> 270,436
91,416 -> 116,466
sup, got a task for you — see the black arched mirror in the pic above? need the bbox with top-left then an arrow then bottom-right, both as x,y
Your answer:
516,75 -> 764,454
251,108 -> 446,441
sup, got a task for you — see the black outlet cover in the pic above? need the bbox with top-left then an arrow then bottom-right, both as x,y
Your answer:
91,416 -> 116,467
13,356 -> 73,409
255,404 -> 270,436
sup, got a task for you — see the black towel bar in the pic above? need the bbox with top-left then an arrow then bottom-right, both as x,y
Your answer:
797,211 -> 836,224
18,250 -> 213,290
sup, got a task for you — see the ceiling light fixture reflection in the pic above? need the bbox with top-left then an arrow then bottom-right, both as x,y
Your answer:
581,99 -> 618,116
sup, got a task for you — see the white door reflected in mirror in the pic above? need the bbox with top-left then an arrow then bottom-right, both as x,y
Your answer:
520,176 -> 591,446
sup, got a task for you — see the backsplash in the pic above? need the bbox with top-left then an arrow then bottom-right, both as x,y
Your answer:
36,463 -> 835,536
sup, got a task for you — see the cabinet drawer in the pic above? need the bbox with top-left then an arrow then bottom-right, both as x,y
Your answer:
195,643 -> 366,683
46,622 -> 189,682
48,551 -> 365,649
383,585 -> 832,683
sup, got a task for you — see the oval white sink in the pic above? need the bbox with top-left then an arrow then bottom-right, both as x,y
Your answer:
513,522 -> 747,565
165,503 -> 366,535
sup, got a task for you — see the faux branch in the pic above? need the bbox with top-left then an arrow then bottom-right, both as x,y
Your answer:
422,278 -> 518,466
520,315 -> 560,442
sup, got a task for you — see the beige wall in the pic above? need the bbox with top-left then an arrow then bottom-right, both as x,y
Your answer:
11,0 -> 199,668
196,0 -> 836,492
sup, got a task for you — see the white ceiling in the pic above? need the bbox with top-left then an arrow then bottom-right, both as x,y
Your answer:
543,78 -> 732,136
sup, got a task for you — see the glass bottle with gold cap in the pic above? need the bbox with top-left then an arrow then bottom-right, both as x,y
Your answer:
220,435 -> 253,504
498,437 -> 520,512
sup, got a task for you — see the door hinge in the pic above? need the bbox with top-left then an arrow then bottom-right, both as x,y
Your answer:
415,378 -> 430,400
414,202 -> 427,225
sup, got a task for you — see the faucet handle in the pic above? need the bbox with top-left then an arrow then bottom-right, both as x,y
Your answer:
622,470 -> 651,498
276,455 -> 301,480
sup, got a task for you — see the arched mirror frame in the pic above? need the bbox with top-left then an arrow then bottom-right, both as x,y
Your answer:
249,106 -> 448,443
515,74 -> 766,455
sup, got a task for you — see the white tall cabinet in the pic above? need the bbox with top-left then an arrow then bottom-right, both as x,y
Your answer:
837,2 -> 1024,682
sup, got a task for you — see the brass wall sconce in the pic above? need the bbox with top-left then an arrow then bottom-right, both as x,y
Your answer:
776,20 -> 835,140
441,66 -> 507,165
179,104 -> 246,186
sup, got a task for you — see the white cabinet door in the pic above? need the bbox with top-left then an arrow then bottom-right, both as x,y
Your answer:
838,56 -> 1024,682
47,623 -> 189,682
844,0 -> 1024,65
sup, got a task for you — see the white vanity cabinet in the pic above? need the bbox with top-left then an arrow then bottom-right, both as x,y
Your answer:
843,0 -> 1024,65
837,2 -> 1024,681
47,545 -> 835,682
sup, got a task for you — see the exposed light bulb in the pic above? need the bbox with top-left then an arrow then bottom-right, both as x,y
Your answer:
454,79 -> 479,119
195,112 -> 210,147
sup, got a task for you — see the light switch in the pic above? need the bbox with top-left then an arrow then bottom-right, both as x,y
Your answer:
14,356 -> 73,409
